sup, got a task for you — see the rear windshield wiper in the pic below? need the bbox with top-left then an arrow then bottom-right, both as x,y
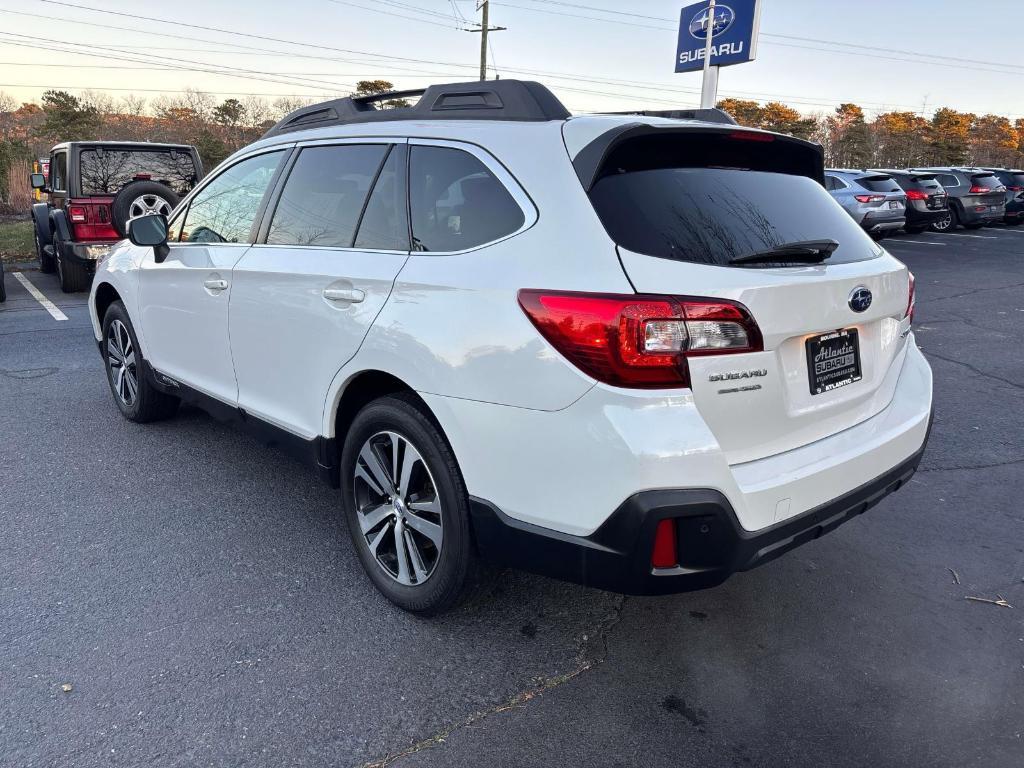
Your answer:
729,239 -> 840,266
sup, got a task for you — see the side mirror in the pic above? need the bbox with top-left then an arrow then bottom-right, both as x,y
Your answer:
29,173 -> 48,191
128,214 -> 170,262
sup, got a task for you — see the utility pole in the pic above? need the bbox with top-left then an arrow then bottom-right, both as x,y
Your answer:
467,0 -> 506,81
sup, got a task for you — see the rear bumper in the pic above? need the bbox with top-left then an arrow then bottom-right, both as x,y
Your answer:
60,241 -> 117,269
860,211 -> 905,232
471,420 -> 930,595
905,206 -> 947,227
959,204 -> 1005,224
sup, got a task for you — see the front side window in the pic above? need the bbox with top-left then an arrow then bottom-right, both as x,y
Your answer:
50,152 -> 67,192
79,149 -> 199,196
409,146 -> 525,252
267,144 -> 388,248
178,151 -> 284,244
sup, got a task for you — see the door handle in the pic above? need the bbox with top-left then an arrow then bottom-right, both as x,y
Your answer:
323,287 -> 365,303
203,278 -> 228,291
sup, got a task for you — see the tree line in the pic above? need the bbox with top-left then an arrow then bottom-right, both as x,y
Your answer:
3,85 -> 1023,211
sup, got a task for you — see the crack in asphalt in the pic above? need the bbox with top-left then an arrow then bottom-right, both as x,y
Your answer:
921,349 -> 1024,392
357,595 -> 629,768
919,457 -> 1024,473
927,280 -> 1024,303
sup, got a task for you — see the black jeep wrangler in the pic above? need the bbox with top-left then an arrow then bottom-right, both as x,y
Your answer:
30,142 -> 203,292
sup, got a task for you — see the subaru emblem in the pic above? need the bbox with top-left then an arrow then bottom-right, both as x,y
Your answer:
848,287 -> 872,313
688,4 -> 735,40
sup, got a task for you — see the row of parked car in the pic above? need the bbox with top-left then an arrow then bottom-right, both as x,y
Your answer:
825,166 -> 1024,238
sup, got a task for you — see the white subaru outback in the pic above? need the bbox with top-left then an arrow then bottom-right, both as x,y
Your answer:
89,81 -> 932,614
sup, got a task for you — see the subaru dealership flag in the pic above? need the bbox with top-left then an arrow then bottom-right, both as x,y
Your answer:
675,0 -> 762,73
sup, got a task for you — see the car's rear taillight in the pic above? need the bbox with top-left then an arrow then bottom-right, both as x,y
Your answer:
1006,185 -> 1024,192
854,194 -> 885,203
969,185 -> 999,194
906,272 -> 916,325
728,130 -> 774,143
68,205 -> 87,223
905,189 -> 928,201
517,290 -> 763,389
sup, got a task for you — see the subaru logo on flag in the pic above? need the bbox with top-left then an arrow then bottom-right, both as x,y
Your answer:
848,287 -> 873,313
688,4 -> 735,40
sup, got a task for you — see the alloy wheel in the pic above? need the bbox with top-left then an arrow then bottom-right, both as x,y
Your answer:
352,431 -> 444,586
106,319 -> 138,407
128,194 -> 173,219
932,212 -> 952,231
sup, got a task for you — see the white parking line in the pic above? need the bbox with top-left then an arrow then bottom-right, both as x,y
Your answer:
945,234 -> 997,239
12,272 -> 68,321
887,240 -> 946,246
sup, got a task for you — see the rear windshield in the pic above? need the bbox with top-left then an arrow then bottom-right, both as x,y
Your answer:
896,174 -> 942,191
1003,172 -> 1024,188
857,175 -> 901,193
79,148 -> 200,196
970,174 -> 1003,190
590,167 -> 879,267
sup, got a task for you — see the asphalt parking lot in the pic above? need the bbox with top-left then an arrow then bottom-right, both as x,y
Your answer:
1,227 -> 1022,768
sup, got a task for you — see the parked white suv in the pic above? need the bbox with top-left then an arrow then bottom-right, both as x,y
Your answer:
89,81 -> 932,614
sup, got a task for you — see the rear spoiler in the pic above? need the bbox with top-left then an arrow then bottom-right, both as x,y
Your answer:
571,123 -> 824,192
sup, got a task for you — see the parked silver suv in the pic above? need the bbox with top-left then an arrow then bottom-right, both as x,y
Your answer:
824,170 -> 906,239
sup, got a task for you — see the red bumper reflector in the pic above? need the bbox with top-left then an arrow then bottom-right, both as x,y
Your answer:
652,519 -> 678,569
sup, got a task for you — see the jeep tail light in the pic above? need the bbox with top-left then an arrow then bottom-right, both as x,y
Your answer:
969,185 -> 995,194
904,189 -> 928,201
68,205 -> 87,223
651,519 -> 677,569
906,272 -> 916,325
517,290 -> 762,389
854,194 -> 885,203
1006,185 -> 1024,192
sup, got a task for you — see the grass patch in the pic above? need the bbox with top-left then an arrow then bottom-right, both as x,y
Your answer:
0,219 -> 35,263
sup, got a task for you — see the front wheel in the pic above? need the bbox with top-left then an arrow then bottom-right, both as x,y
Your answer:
340,394 -> 478,615
36,226 -> 55,273
101,301 -> 179,422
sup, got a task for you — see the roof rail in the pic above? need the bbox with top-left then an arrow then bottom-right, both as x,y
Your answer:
599,108 -> 738,126
263,80 -> 571,138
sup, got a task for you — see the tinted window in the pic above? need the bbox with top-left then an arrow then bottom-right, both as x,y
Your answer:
857,176 -> 901,193
268,144 -> 387,248
354,147 -> 408,251
51,152 -> 67,192
825,175 -> 842,191
79,149 -> 199,196
905,175 -> 941,191
179,151 -> 283,244
590,168 -> 879,267
410,146 -> 524,252
936,174 -> 960,188
970,174 -> 1003,190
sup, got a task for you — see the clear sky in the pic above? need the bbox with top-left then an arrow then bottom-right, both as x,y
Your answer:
0,0 -> 1022,119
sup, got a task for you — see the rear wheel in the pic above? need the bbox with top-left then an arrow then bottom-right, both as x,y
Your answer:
36,226 -> 55,273
904,225 -> 926,235
55,237 -> 91,293
340,394 -> 478,615
101,301 -> 179,423
931,206 -> 958,232
0,261 -> 6,303
965,222 -> 985,230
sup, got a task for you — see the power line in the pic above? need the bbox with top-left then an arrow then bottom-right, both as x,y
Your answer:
324,0 -> 472,29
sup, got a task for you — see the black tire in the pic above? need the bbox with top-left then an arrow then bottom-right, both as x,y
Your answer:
1006,219 -> 1022,227
931,206 -> 958,232
55,236 -> 91,293
111,181 -> 180,237
340,394 -> 479,615
904,225 -> 926,234
36,225 -> 55,273
0,261 -> 6,303
870,230 -> 887,241
101,301 -> 179,423
965,222 -> 985,230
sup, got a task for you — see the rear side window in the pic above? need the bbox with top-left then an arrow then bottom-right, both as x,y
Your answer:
825,175 -> 844,191
79,149 -> 199,196
179,151 -> 284,244
268,144 -> 388,248
935,174 -> 960,188
857,176 -> 901,193
354,147 -> 408,251
409,146 -> 525,252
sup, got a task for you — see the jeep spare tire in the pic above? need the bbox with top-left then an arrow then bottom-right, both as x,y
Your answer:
111,181 -> 180,237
